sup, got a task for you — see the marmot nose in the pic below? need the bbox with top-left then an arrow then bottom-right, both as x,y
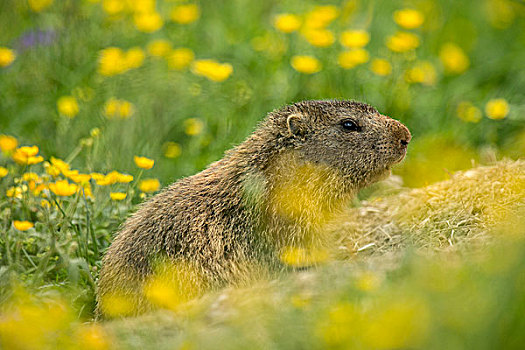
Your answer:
391,120 -> 411,147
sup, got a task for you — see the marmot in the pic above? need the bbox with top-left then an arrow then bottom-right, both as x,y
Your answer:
96,100 -> 411,317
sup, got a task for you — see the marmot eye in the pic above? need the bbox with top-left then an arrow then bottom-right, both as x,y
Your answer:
341,119 -> 360,132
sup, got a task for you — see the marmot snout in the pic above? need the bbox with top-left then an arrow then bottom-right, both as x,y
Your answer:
96,99 -> 411,317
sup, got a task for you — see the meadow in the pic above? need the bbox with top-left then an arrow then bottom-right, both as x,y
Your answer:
1,0 -> 525,348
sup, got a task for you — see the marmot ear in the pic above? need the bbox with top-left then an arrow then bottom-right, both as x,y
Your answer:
286,114 -> 306,138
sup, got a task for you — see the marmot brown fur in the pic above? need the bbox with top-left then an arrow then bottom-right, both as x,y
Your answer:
96,100 -> 411,317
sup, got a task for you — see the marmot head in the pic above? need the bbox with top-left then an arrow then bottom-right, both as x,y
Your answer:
268,100 -> 411,189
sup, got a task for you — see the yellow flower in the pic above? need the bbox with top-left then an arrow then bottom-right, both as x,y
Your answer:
50,157 -> 70,174
7,186 -> 24,198
110,192 -> 127,201
139,178 -> 160,193
291,55 -> 322,74
28,0 -> 53,12
273,14 -> 301,33
127,0 -> 155,13
134,11 -> 163,33
0,166 -> 7,178
191,59 -> 233,82
386,31 -> 420,52
69,173 -> 91,184
338,49 -> 370,69
184,118 -> 204,136
164,142 -> 182,158
102,0 -> 124,15
340,30 -> 370,48
301,29 -> 335,47
13,220 -> 34,231
439,43 -> 469,74
0,47 -> 16,67
57,96 -> 79,118
356,271 -> 382,291
22,172 -> 40,182
362,299 -> 430,349
304,5 -> 339,29
104,98 -> 135,119
90,127 -> 101,137
167,48 -> 194,70
370,58 -> 392,76
125,47 -> 145,70
75,324 -> 112,350
393,8 -> 425,29
0,135 -> 18,152
457,101 -> 482,123
280,246 -> 329,267
485,98 -> 509,120
147,39 -> 172,57
170,4 -> 200,24
134,156 -> 154,169
404,61 -> 437,86
98,47 -> 127,76
12,146 -> 43,165
49,180 -> 78,196
117,173 -> 133,183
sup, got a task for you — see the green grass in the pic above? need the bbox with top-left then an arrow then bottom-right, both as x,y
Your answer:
1,0 -> 525,348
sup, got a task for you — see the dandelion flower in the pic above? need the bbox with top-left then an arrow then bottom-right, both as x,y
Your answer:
147,39 -> 172,57
117,173 -> 133,183
280,246 -> 329,267
125,47 -> 145,70
49,180 -> 78,196
386,31 -> 420,52
0,47 -> 16,67
98,47 -> 127,76
338,49 -> 370,69
134,11 -> 163,33
69,173 -> 91,184
164,142 -> 182,158
404,61 -> 437,86
393,8 -> 425,29
301,29 -> 335,47
485,98 -> 509,120
0,135 -> 18,153
28,0 -> 53,12
13,220 -> 34,231
102,0 -> 124,15
304,5 -> 339,29
167,48 -> 194,70
370,58 -> 392,76
340,30 -> 370,48
139,178 -> 160,193
273,14 -> 301,33
134,156 -> 154,169
191,59 -> 233,82
57,96 -> 79,118
291,55 -> 322,74
7,186 -> 24,198
457,101 -> 482,123
170,4 -> 200,24
439,43 -> 469,74
75,324 -> 112,350
110,192 -> 127,201
184,118 -> 204,136
104,98 -> 135,119
0,166 -> 8,178
12,146 -> 43,165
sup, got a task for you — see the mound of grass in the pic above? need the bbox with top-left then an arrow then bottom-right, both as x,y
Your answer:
4,160 -> 521,349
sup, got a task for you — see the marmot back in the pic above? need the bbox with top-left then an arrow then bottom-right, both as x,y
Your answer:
96,99 -> 411,317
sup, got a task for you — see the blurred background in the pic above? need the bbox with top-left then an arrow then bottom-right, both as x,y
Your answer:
1,0 -> 524,188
